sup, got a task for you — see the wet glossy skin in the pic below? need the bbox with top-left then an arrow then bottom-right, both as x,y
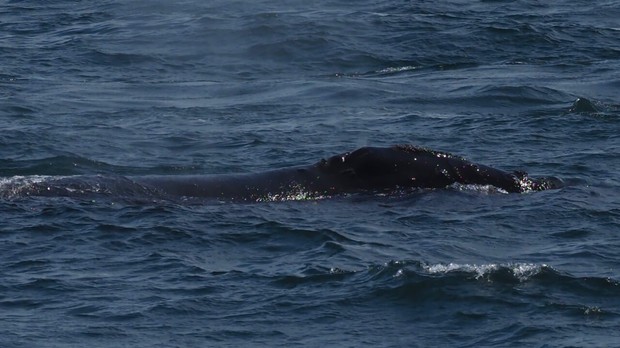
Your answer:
318,145 -> 560,194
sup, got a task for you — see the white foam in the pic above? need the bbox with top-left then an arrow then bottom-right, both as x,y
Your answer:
377,66 -> 418,74
451,183 -> 509,194
423,262 -> 545,281
0,175 -> 61,198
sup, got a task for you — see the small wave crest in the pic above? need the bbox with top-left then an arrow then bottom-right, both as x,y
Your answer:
355,260 -> 620,320
421,262 -> 546,282
357,259 -> 620,292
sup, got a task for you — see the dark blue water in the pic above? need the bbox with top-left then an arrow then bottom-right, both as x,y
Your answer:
2,1 -> 620,346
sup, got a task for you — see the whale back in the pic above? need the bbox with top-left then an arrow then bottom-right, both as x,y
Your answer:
320,145 -> 460,191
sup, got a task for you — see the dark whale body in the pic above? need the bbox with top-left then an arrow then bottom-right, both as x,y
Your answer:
6,145 -> 562,202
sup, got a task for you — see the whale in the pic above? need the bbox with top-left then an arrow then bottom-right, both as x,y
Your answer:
2,145 -> 562,202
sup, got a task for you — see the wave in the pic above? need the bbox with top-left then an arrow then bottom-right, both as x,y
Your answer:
272,260 -> 619,295
379,260 -> 617,285
421,261 -> 545,281
354,261 -> 618,315
0,154 -> 198,178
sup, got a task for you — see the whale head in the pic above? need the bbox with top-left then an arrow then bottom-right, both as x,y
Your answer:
318,145 -> 563,194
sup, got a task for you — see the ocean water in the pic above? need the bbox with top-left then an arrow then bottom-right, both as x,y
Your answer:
1,0 -> 620,346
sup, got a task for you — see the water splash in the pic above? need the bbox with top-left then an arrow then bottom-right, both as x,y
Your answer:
422,262 -> 547,281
